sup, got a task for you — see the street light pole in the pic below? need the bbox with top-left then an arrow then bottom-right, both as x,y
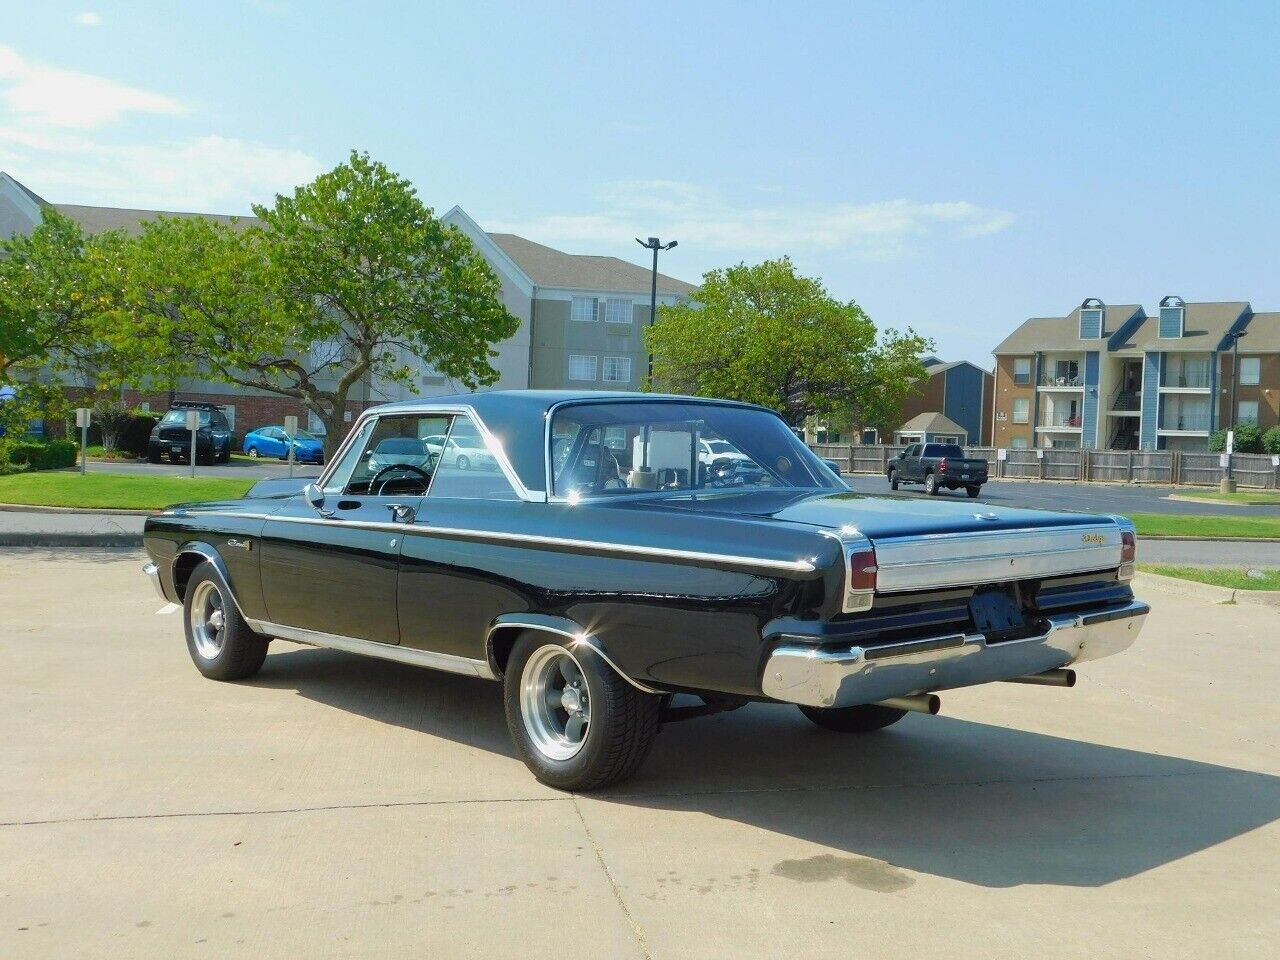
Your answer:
1229,330 -> 1247,428
636,237 -> 677,383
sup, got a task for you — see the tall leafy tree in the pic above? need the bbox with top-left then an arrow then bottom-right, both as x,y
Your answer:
109,151 -> 518,456
645,257 -> 931,428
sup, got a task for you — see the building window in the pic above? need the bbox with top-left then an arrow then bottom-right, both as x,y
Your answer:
308,412 -> 326,435
1012,398 -> 1030,424
1010,437 -> 1029,449
571,297 -> 598,322
604,298 -> 632,325
602,356 -> 632,383
1239,357 -> 1260,386
1013,358 -> 1031,385
1237,401 -> 1259,425
568,355 -> 597,381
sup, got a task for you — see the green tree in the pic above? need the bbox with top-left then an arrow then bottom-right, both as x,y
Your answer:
108,151 -> 518,456
644,257 -> 931,427
1209,423 -> 1263,454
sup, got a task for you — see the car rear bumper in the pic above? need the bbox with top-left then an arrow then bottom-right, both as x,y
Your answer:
761,599 -> 1148,708
142,561 -> 171,602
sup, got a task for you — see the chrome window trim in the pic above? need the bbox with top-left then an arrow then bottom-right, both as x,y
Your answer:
173,509 -> 818,576
315,404 -> 545,503
246,619 -> 497,680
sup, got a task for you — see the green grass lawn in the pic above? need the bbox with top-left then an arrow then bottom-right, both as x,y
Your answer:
1139,564 -> 1280,591
1171,490 -> 1280,506
1128,513 -> 1280,539
0,473 -> 255,510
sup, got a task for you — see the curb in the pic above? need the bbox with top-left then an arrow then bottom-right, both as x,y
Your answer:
0,502 -> 155,516
1165,494 -> 1279,507
1133,571 -> 1280,608
0,533 -> 143,548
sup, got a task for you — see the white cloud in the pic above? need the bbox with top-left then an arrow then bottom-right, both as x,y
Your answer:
0,45 -> 183,129
74,12 -> 103,27
490,181 -> 1015,261
0,45 -> 323,211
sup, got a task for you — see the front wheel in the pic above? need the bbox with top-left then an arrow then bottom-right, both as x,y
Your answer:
504,633 -> 661,791
246,446 -> 259,458
183,563 -> 268,681
966,485 -> 981,498
924,473 -> 939,495
799,703 -> 907,732
888,469 -> 899,491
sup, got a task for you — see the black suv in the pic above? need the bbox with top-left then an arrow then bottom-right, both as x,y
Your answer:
148,402 -> 233,465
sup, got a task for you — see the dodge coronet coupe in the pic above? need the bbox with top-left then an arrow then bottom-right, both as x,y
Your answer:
142,391 -> 1149,790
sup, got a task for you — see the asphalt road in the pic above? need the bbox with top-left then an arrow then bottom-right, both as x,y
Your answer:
842,473 -> 1280,517
1,548 -> 1276,959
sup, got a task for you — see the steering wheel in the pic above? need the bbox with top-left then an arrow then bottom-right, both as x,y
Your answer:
370,463 -> 431,496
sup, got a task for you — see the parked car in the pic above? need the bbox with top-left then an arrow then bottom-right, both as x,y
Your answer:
243,426 -> 325,465
147,402 -> 232,465
887,442 -> 989,497
366,436 -> 435,475
142,391 -> 1146,791
422,433 -> 496,471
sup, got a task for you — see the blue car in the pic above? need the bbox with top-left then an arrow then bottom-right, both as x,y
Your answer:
242,426 -> 325,464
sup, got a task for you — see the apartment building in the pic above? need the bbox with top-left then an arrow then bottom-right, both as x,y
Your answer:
894,357 -> 993,445
0,173 -> 696,436
992,297 -> 1279,451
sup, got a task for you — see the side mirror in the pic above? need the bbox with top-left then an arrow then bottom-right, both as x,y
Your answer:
303,482 -> 330,516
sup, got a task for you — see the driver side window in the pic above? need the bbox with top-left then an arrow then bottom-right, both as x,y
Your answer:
340,414 -> 452,496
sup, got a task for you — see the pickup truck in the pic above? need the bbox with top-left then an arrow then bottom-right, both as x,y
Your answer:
887,442 -> 988,497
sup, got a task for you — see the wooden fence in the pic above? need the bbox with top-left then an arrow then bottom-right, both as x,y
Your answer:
811,444 -> 1280,489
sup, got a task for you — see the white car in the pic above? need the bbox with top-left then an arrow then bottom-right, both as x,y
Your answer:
698,438 -> 768,483
422,434 -> 495,471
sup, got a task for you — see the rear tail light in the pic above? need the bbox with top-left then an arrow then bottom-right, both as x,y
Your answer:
844,546 -> 878,613
1118,529 -> 1136,581
937,458 -> 948,472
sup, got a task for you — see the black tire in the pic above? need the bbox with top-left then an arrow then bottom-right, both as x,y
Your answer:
924,472 -> 939,495
888,469 -> 899,491
966,485 -> 981,498
147,448 -> 161,464
799,703 -> 908,733
246,446 -> 259,458
504,633 -> 661,791
183,562 -> 269,681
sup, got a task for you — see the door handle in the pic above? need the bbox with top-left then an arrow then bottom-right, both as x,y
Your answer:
385,503 -> 416,523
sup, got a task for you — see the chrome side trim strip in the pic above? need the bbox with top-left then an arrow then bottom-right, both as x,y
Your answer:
246,619 -> 498,680
174,511 -> 818,576
484,620 -> 665,694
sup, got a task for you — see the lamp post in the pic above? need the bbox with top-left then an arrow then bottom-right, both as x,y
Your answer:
1228,329 -> 1248,429
636,237 -> 677,382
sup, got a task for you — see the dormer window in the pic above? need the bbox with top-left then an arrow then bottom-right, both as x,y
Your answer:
1158,295 -> 1185,339
1079,298 -> 1105,339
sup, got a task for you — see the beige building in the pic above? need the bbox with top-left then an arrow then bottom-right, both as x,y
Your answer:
992,297 -> 1279,452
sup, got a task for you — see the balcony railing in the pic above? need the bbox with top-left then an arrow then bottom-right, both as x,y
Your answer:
1039,371 -> 1084,387
1159,415 -> 1210,432
1160,370 -> 1211,389
1039,412 -> 1083,429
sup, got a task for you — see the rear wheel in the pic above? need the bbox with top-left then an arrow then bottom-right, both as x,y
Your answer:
799,703 -> 907,732
504,633 -> 661,791
183,563 -> 268,681
924,473 -> 939,495
966,485 -> 981,498
888,469 -> 899,491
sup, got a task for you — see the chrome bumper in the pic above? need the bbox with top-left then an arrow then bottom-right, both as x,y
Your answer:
762,600 -> 1149,709
142,561 -> 169,602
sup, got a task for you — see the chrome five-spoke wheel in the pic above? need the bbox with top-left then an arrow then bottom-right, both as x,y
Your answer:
519,644 -> 591,760
189,579 -> 226,660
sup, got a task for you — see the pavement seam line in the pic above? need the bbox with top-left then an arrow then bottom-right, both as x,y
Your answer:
571,795 -> 653,960
0,768 -> 1234,829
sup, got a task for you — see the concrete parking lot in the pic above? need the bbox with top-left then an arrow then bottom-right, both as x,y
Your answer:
2,548 -> 1277,959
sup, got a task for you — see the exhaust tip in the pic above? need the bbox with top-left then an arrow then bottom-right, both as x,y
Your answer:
877,693 -> 941,715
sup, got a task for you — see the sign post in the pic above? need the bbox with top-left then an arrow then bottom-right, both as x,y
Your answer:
284,414 -> 298,478
186,408 -> 200,479
74,407 -> 91,475
1221,429 -> 1236,494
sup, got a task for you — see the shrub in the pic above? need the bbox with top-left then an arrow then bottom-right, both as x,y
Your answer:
120,413 -> 159,458
1209,423 -> 1263,453
1264,425 -> 1280,455
7,439 -> 78,470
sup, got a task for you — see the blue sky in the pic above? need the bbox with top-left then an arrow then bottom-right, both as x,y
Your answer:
3,1 -> 1278,366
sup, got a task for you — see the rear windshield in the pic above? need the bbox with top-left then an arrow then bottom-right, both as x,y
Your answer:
160,409 -> 223,428
925,444 -> 967,458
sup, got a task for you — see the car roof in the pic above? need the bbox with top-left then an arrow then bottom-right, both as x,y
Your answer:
363,391 -> 778,494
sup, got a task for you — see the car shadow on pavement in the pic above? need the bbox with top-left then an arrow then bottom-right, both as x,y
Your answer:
251,645 -> 1280,890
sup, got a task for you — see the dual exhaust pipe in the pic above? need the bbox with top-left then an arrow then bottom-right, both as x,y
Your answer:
874,668 -> 1076,716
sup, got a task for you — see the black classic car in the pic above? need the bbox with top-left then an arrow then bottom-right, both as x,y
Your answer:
143,391 -> 1147,790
